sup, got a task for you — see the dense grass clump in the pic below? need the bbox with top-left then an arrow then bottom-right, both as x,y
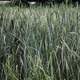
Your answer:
0,5 -> 80,80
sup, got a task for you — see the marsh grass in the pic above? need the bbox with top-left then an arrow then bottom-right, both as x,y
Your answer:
0,4 -> 80,80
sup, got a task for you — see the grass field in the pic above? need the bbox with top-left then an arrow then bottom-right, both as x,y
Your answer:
0,4 -> 80,80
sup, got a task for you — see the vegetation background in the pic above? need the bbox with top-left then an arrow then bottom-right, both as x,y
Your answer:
0,0 -> 80,80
